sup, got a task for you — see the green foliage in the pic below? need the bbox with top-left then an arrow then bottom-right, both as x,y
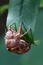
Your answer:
0,0 -> 42,15
6,0 -> 40,45
0,4 -> 9,14
40,0 -> 43,7
0,0 -> 43,65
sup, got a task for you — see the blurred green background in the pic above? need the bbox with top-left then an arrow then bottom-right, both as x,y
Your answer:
0,0 -> 43,65
40,0 -> 43,7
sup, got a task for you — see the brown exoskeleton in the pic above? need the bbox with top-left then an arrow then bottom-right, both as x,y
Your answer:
4,22 -> 31,54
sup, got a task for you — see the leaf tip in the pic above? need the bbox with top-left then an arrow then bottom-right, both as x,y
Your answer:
34,40 -> 40,46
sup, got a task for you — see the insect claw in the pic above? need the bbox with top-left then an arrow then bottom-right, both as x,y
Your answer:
9,22 -> 16,28
8,22 -> 16,30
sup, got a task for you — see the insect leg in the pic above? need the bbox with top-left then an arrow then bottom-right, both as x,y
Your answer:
18,22 -> 23,34
8,22 -> 17,31
20,28 -> 31,38
9,22 -> 16,28
18,21 -> 28,34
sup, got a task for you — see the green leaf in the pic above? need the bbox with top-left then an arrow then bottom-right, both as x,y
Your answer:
34,40 -> 40,46
40,0 -> 43,7
0,4 -> 9,14
6,0 -> 40,44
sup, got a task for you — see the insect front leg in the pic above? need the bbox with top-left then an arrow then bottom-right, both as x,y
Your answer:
20,28 -> 31,38
18,21 -> 27,34
8,22 -> 17,32
18,21 -> 31,38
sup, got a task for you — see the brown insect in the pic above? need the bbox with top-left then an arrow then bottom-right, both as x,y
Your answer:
4,22 -> 31,54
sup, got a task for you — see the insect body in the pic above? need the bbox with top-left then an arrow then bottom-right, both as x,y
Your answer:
4,22 -> 31,54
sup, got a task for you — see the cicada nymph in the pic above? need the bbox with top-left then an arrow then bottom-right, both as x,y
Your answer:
4,22 -> 31,54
